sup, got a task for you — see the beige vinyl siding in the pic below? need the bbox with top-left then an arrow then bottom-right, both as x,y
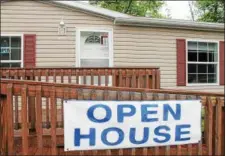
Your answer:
1,1 -> 224,93
113,26 -> 224,92
1,1 -> 113,67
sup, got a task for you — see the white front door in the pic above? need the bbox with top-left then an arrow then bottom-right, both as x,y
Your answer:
76,28 -> 113,85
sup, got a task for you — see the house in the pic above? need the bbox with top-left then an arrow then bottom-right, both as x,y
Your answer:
1,0 -> 225,93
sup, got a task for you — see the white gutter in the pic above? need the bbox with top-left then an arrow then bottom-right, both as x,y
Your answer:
114,17 -> 225,32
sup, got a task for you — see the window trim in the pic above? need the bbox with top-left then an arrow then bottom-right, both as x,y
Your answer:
1,34 -> 24,67
186,39 -> 220,86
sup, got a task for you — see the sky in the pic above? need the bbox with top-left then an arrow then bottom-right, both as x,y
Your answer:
161,1 -> 191,20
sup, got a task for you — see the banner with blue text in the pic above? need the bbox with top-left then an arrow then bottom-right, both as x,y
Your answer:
64,100 -> 201,151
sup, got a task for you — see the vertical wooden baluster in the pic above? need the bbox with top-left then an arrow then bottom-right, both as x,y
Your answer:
145,69 -> 150,89
68,69 -> 72,84
196,96 -> 203,156
5,70 -> 9,79
125,69 -> 130,87
137,70 -> 141,88
119,69 -> 123,87
132,70 -> 136,88
22,69 -> 26,80
156,69 -> 160,89
98,69 -> 101,86
14,74 -> 19,130
140,69 -> 145,88
215,97 -> 222,155
21,84 -> 28,155
153,93 -> 159,156
175,94 -> 182,156
112,69 -> 116,87
50,87 -> 57,155
14,95 -> 19,130
103,90 -> 112,156
0,94 -> 7,155
46,70 -> 50,128
206,97 -> 213,155
7,84 -> 14,155
38,69 -> 41,81
141,92 -> 148,156
28,75 -> 36,132
61,69 -> 64,84
164,93 -> 171,156
36,86 -> 43,154
83,69 -> 87,85
91,69 -> 94,85
186,95 -> 193,156
117,91 -> 124,156
151,69 -> 156,89
105,69 -> 109,86
76,69 -> 79,84
53,69 -> 56,83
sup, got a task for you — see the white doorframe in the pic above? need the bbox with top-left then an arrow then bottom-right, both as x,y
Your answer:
75,27 -> 114,67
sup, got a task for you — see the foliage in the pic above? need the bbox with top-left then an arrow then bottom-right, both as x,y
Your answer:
195,0 -> 224,23
90,0 -> 165,18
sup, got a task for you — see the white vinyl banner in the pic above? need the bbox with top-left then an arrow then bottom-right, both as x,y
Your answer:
64,100 -> 201,151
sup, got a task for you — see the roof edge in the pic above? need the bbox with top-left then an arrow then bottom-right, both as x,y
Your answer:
115,17 -> 225,32
48,1 -> 130,19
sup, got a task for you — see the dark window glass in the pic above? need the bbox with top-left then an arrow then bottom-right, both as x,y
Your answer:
188,52 -> 197,61
1,53 -> 10,60
198,74 -> 207,83
11,49 -> 21,60
198,64 -> 207,73
208,74 -> 216,83
0,63 -> 20,67
188,64 -> 197,73
198,53 -> 208,62
0,63 -> 10,67
188,74 -> 197,83
208,53 -> 217,62
0,37 -> 9,48
11,37 -> 21,48
10,63 -> 21,67
208,64 -> 217,73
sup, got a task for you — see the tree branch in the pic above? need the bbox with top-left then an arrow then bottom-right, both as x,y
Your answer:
123,0 -> 133,13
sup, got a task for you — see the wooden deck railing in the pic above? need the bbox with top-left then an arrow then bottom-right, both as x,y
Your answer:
0,67 -> 160,89
0,79 -> 224,155
0,67 -> 161,133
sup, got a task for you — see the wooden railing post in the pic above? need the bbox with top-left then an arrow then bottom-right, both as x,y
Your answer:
0,94 -> 7,155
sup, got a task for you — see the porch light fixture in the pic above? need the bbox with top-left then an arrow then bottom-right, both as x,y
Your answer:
58,18 -> 67,35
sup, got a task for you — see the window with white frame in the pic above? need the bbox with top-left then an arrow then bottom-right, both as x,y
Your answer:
0,36 -> 22,67
187,41 -> 218,84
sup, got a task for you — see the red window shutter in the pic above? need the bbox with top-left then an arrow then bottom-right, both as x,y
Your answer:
24,34 -> 36,67
176,39 -> 186,86
220,41 -> 225,85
